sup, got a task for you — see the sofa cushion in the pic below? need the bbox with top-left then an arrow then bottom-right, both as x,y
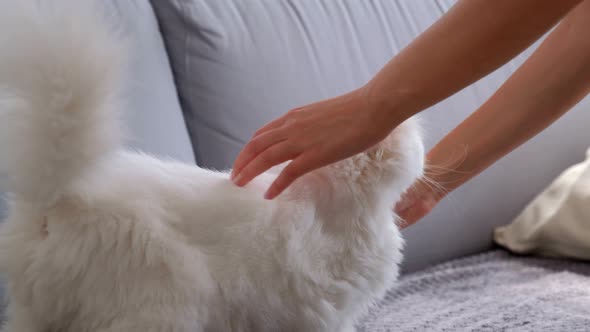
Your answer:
103,0 -> 195,164
151,0 -> 454,170
0,1 -> 197,222
359,250 -> 590,331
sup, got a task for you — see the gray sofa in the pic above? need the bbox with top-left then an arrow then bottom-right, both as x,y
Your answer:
2,1 -> 590,330
120,0 -> 590,271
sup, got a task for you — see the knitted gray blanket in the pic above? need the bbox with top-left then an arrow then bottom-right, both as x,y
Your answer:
358,250 -> 590,332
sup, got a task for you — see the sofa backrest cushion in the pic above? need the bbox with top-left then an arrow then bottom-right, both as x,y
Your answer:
151,0 -> 454,169
0,1 -> 198,224
105,0 -> 195,164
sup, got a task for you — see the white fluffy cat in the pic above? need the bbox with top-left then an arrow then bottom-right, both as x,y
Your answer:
0,1 -> 424,331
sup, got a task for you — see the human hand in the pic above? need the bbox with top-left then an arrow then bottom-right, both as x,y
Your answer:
395,179 -> 444,229
231,86 -> 401,199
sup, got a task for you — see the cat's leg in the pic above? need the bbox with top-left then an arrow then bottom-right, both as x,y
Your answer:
1,303 -> 44,332
340,324 -> 357,332
333,319 -> 359,332
96,319 -> 202,332
96,325 -> 201,332
0,320 -> 41,332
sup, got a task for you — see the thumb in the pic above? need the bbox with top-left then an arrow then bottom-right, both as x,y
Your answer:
394,189 -> 417,213
394,197 -> 412,214
397,205 -> 423,229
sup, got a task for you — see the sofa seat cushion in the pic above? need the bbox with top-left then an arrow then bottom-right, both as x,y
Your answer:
359,250 -> 590,331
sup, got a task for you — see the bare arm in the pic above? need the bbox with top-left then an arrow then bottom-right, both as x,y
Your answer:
398,0 -> 590,227
232,0 -> 581,199
368,0 -> 583,120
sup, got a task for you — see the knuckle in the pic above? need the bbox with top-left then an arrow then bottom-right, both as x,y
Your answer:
283,141 -> 299,154
284,117 -> 300,128
269,146 -> 288,162
239,166 -> 252,179
278,145 -> 295,160
249,139 -> 263,152
282,167 -> 299,180
258,154 -> 272,167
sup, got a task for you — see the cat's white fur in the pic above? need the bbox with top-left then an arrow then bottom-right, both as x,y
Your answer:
0,1 -> 424,331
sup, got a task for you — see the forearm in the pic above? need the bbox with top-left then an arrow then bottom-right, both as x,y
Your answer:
366,0 -> 581,123
426,0 -> 590,198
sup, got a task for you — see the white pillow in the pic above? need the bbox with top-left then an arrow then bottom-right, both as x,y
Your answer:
494,148 -> 590,259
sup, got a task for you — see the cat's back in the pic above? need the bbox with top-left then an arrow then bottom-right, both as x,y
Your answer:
83,151 -> 274,209
81,151 -> 288,244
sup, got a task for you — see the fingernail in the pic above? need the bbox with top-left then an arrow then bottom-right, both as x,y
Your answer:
233,174 -> 243,186
264,189 -> 275,200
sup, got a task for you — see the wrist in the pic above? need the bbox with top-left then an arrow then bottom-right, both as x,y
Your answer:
415,177 -> 448,204
361,78 -> 418,128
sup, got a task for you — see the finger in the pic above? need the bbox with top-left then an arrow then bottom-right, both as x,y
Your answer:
232,129 -> 286,179
397,199 -> 433,229
396,207 -> 420,229
394,186 -> 420,212
252,107 -> 302,138
394,196 -> 413,214
264,152 -> 320,199
252,116 -> 287,138
233,142 -> 299,187
399,211 -> 423,229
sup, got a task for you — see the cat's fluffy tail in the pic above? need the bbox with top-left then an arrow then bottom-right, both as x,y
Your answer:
0,1 -> 124,206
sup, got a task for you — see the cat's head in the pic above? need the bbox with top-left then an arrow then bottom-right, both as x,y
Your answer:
323,117 -> 425,200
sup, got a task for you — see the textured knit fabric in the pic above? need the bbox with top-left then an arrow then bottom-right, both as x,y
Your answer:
358,250 -> 590,332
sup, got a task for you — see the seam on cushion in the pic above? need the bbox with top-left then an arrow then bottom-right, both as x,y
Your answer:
433,0 -> 446,15
177,0 -> 204,165
147,0 -> 199,165
284,1 -> 326,96
393,1 -> 419,37
340,1 -> 371,78
372,1 -> 401,53
197,121 -> 245,147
